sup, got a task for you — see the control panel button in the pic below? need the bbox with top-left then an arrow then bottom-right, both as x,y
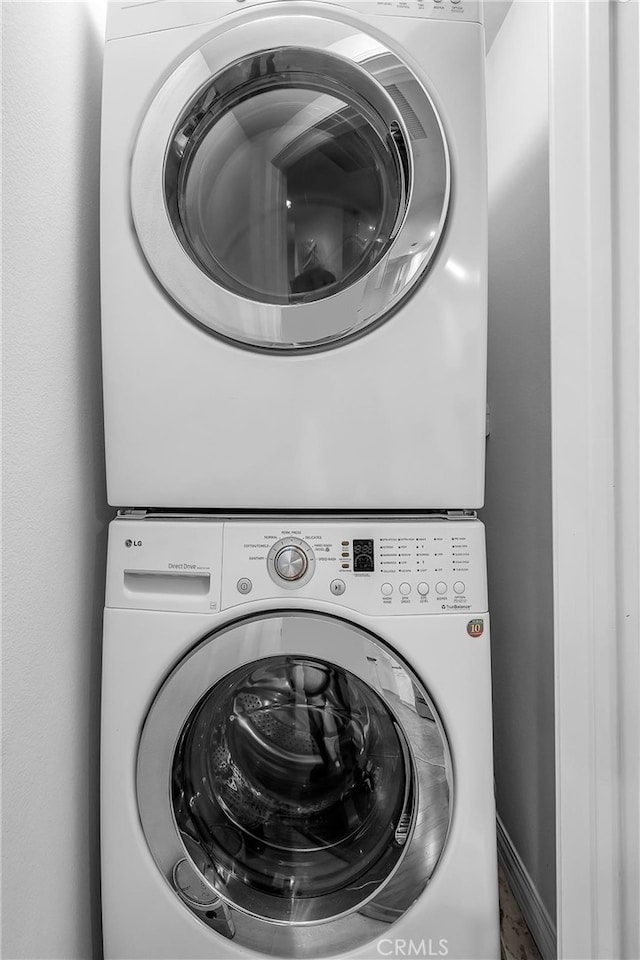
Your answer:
330,579 -> 346,596
417,582 -> 429,596
453,581 -> 466,595
381,583 -> 393,597
267,537 -> 316,590
399,582 -> 411,596
274,545 -> 308,581
236,578 -> 252,595
436,582 -> 447,595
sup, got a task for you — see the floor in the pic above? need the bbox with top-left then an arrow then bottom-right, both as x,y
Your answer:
499,864 -> 543,960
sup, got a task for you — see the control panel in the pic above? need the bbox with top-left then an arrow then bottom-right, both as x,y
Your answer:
107,0 -> 482,43
346,0 -> 482,24
220,519 -> 487,615
105,517 -> 487,615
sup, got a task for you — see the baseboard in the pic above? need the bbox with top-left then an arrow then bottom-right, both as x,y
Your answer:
496,815 -> 557,960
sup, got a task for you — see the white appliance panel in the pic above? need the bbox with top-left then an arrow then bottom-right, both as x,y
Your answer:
100,3 -> 487,509
101,517 -> 499,959
105,517 -> 487,614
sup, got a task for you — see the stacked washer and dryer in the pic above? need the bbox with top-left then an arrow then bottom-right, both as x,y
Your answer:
100,1 -> 499,958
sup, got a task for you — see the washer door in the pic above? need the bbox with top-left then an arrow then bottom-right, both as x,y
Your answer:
137,612 -> 452,957
131,13 -> 449,350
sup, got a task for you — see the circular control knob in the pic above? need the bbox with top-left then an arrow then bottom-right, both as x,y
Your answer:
267,537 -> 315,590
274,545 -> 308,581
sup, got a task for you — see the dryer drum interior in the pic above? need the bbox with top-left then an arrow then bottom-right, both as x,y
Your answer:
166,50 -> 409,306
137,613 -> 453,956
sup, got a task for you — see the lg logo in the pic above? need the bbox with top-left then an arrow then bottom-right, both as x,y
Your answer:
125,539 -> 142,548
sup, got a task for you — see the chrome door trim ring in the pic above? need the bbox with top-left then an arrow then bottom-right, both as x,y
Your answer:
136,610 -> 453,951
130,10 -> 450,351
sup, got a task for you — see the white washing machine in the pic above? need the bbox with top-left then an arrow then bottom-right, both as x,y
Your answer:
101,514 -> 499,959
100,0 -> 488,510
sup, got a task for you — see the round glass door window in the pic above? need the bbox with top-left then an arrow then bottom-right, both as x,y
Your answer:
170,79 -> 405,305
172,656 -> 415,923
131,23 -> 450,350
166,49 -> 408,306
136,612 -> 452,957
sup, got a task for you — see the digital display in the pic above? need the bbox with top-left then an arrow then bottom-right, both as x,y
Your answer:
353,539 -> 375,572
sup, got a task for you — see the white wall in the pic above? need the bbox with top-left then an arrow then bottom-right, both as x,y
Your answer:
481,0 -> 556,926
2,3 -> 109,958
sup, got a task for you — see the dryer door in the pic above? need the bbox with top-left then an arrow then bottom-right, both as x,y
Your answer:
137,612 -> 452,957
131,13 -> 449,351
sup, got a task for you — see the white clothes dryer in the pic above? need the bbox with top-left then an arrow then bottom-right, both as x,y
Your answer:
100,0 -> 488,510
101,514 -> 499,959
